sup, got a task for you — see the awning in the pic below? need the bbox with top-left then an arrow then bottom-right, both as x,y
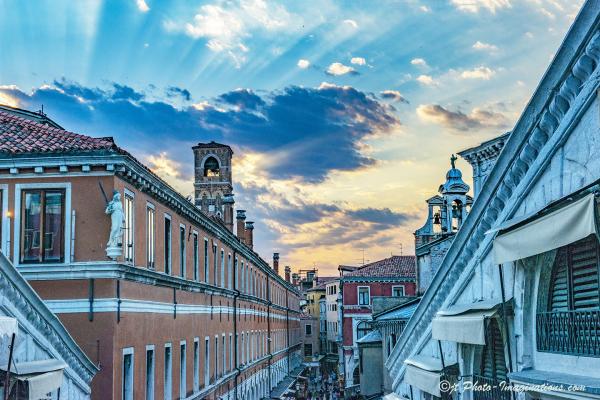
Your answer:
0,317 -> 17,338
432,299 -> 507,345
404,355 -> 445,397
492,193 -> 598,264
1,359 -> 67,400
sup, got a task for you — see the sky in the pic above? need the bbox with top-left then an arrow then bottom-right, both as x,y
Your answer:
0,0 -> 584,275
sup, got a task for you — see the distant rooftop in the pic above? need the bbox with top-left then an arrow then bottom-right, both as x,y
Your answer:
192,141 -> 233,151
344,255 -> 416,279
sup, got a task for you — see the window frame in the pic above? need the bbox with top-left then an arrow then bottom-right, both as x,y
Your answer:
0,184 -> 8,256
164,214 -> 172,275
357,286 -> 370,306
179,340 -> 186,399
15,183 -> 71,265
146,203 -> 155,269
164,343 -> 172,400
123,189 -> 135,264
122,347 -> 134,400
179,223 -> 186,278
392,285 -> 405,297
192,231 -> 199,281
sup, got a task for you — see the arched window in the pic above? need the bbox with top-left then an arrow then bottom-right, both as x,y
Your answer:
356,320 -> 372,340
203,156 -> 220,177
451,199 -> 463,231
537,235 -> 600,356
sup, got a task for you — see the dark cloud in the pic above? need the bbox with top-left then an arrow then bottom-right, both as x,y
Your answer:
417,104 -> 509,132
166,86 -> 192,101
218,89 -> 265,110
379,90 -> 409,104
346,207 -> 412,227
1,81 -> 398,183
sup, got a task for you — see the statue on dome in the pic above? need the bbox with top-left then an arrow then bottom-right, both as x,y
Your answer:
450,154 -> 457,169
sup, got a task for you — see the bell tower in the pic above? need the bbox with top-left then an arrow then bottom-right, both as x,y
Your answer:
192,141 -> 234,225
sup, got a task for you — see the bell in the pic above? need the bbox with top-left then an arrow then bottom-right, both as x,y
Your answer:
433,212 -> 441,225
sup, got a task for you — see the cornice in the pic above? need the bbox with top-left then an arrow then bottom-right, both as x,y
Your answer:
387,6 -> 600,391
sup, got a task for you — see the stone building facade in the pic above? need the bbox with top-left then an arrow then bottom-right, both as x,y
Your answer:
386,3 -> 600,399
0,108 -> 302,400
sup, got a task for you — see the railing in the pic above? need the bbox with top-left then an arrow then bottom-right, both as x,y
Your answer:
536,310 -> 600,357
471,375 -> 511,400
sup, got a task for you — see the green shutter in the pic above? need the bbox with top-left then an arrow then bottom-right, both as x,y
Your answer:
570,237 -> 600,310
480,319 -> 507,381
550,250 -> 569,311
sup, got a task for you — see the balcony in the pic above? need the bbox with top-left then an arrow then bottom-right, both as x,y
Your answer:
536,310 -> 600,357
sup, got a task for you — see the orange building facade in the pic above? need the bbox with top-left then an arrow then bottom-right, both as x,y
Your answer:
0,107 -> 302,400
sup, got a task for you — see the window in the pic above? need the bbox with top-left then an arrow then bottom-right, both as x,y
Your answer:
356,320 -> 372,340
304,343 -> 313,357
228,253 -> 232,289
124,191 -> 134,263
146,205 -> 155,268
122,348 -> 134,400
193,232 -> 199,281
164,344 -> 172,400
180,342 -> 186,399
204,338 -> 210,388
164,216 -> 171,275
241,262 -> 245,293
235,258 -> 239,290
305,324 -> 312,335
537,235 -> 600,357
193,339 -> 199,393
179,225 -> 186,278
220,249 -> 225,287
358,286 -> 370,305
392,286 -> 405,297
475,319 -> 509,399
222,334 -> 226,376
203,239 -> 209,283
214,336 -> 218,382
213,243 -> 217,285
146,346 -> 155,400
229,334 -> 233,372
20,189 -> 65,263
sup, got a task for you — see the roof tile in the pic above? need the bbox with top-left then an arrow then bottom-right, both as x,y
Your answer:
345,255 -> 416,278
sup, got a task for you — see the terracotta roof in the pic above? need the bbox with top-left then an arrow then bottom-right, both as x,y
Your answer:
192,141 -> 232,151
0,109 -> 116,154
344,255 -> 416,278
307,277 -> 337,291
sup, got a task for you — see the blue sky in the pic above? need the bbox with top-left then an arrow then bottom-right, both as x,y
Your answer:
0,0 -> 584,274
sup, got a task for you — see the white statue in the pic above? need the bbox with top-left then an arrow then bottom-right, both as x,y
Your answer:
105,190 -> 124,259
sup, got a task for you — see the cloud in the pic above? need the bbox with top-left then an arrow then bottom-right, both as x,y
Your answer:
343,19 -> 358,28
450,0 -> 511,13
0,80 -> 398,183
346,207 -> 412,226
217,88 -> 265,110
326,62 -> 357,76
472,41 -> 498,52
136,0 -> 150,12
416,104 -> 510,132
460,66 -> 496,80
297,59 -> 310,69
165,0 -> 293,66
379,90 -> 409,104
410,58 -> 428,68
416,75 -> 436,85
420,5 -> 431,12
350,57 -> 366,66
166,86 -> 192,101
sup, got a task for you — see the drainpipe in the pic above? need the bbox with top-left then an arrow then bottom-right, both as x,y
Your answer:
233,250 -> 240,399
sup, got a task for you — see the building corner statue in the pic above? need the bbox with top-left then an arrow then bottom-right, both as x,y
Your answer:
105,190 -> 124,260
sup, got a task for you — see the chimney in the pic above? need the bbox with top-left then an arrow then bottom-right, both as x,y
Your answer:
245,221 -> 254,249
236,210 -> 246,244
273,253 -> 280,275
284,266 -> 291,283
223,194 -> 235,232
292,273 -> 300,286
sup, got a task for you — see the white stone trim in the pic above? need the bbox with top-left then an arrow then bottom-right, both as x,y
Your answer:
0,184 -> 9,256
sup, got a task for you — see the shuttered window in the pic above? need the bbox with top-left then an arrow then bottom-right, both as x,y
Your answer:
480,319 -> 507,382
549,236 -> 600,312
537,235 -> 600,357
